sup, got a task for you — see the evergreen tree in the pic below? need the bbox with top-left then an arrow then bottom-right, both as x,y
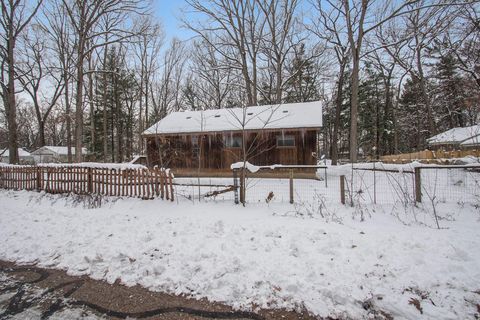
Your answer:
358,63 -> 384,158
432,53 -> 467,130
397,77 -> 428,151
87,47 -> 138,162
284,43 -> 320,103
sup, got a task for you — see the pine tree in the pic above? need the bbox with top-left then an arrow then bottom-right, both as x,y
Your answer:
87,47 -> 138,162
358,63 -> 384,158
397,77 -> 427,151
432,53 -> 467,130
284,43 -> 320,103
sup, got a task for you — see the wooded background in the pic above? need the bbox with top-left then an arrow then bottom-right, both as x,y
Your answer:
1,0 -> 479,164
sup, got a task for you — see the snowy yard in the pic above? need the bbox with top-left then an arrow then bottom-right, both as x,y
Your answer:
1,167 -> 480,320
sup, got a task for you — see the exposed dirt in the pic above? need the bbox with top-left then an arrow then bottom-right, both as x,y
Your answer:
0,260 -> 326,320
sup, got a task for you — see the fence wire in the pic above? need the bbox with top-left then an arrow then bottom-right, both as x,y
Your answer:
420,167 -> 480,204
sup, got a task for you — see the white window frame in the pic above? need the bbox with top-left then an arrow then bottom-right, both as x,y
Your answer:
276,135 -> 295,148
223,135 -> 242,148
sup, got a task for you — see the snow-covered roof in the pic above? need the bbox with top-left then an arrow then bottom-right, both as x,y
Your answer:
143,101 -> 322,135
460,135 -> 480,147
427,125 -> 480,145
0,148 -> 32,157
31,146 -> 88,155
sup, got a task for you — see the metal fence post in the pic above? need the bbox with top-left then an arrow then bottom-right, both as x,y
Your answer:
373,162 -> 376,204
415,167 -> 422,203
289,169 -> 294,204
324,167 -> 328,188
233,169 -> 239,204
340,175 -> 345,205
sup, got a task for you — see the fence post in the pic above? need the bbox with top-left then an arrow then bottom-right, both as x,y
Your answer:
87,168 -> 93,194
289,169 -> 294,204
36,166 -> 41,191
324,167 -> 328,188
233,169 -> 239,204
169,171 -> 174,202
415,167 -> 422,203
340,175 -> 346,205
373,162 -> 376,205
239,168 -> 245,204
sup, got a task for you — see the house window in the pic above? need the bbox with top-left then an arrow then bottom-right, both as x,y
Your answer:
224,135 -> 242,148
191,135 -> 199,146
277,135 -> 295,147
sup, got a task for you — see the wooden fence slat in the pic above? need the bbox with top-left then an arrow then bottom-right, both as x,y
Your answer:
121,170 -> 125,196
117,169 -> 121,196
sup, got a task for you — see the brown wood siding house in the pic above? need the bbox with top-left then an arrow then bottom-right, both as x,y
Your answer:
143,101 -> 322,174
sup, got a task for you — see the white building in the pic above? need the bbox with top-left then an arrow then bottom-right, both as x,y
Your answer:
0,148 -> 34,164
427,124 -> 480,149
31,146 -> 88,163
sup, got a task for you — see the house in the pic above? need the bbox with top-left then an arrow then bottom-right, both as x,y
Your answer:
143,101 -> 322,174
427,125 -> 480,150
0,148 -> 34,164
129,155 -> 148,166
31,146 -> 88,163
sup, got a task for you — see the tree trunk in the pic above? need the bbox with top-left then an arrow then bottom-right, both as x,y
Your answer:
416,48 -> 434,138
74,38 -> 85,163
102,46 -> 109,162
88,54 -> 95,157
6,34 -> 19,164
65,74 -> 72,163
38,120 -> 46,147
331,58 -> 347,165
350,51 -> 360,163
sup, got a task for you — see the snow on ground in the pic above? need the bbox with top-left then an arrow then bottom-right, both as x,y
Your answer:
1,181 -> 480,319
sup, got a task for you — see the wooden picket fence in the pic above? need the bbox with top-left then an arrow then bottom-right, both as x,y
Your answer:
381,149 -> 480,164
0,165 -> 174,200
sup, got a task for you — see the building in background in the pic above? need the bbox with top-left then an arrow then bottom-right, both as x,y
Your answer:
427,125 -> 480,150
0,148 -> 34,164
31,146 -> 88,163
143,101 -> 323,175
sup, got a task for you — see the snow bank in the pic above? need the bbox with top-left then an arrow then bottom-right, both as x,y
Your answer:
1,190 -> 479,319
37,162 -> 147,170
0,162 -> 147,170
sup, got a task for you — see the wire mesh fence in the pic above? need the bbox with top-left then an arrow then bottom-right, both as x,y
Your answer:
3,162 -> 478,208
418,166 -> 480,205
348,167 -> 415,205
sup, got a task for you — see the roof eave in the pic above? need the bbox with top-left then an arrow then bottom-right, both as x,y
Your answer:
142,126 -> 322,137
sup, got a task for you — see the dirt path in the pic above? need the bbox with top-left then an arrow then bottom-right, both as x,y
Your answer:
0,261 -> 323,320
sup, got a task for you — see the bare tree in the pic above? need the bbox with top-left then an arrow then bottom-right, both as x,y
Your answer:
132,17 -> 164,152
151,38 -> 187,122
187,38 -> 234,110
0,0 -> 43,163
184,0 -> 266,106
61,0 -> 147,162
257,0 -> 302,103
18,25 -> 65,147
312,0 -> 467,162
442,3 -> 480,89
42,0 -> 76,161
310,0 -> 350,165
